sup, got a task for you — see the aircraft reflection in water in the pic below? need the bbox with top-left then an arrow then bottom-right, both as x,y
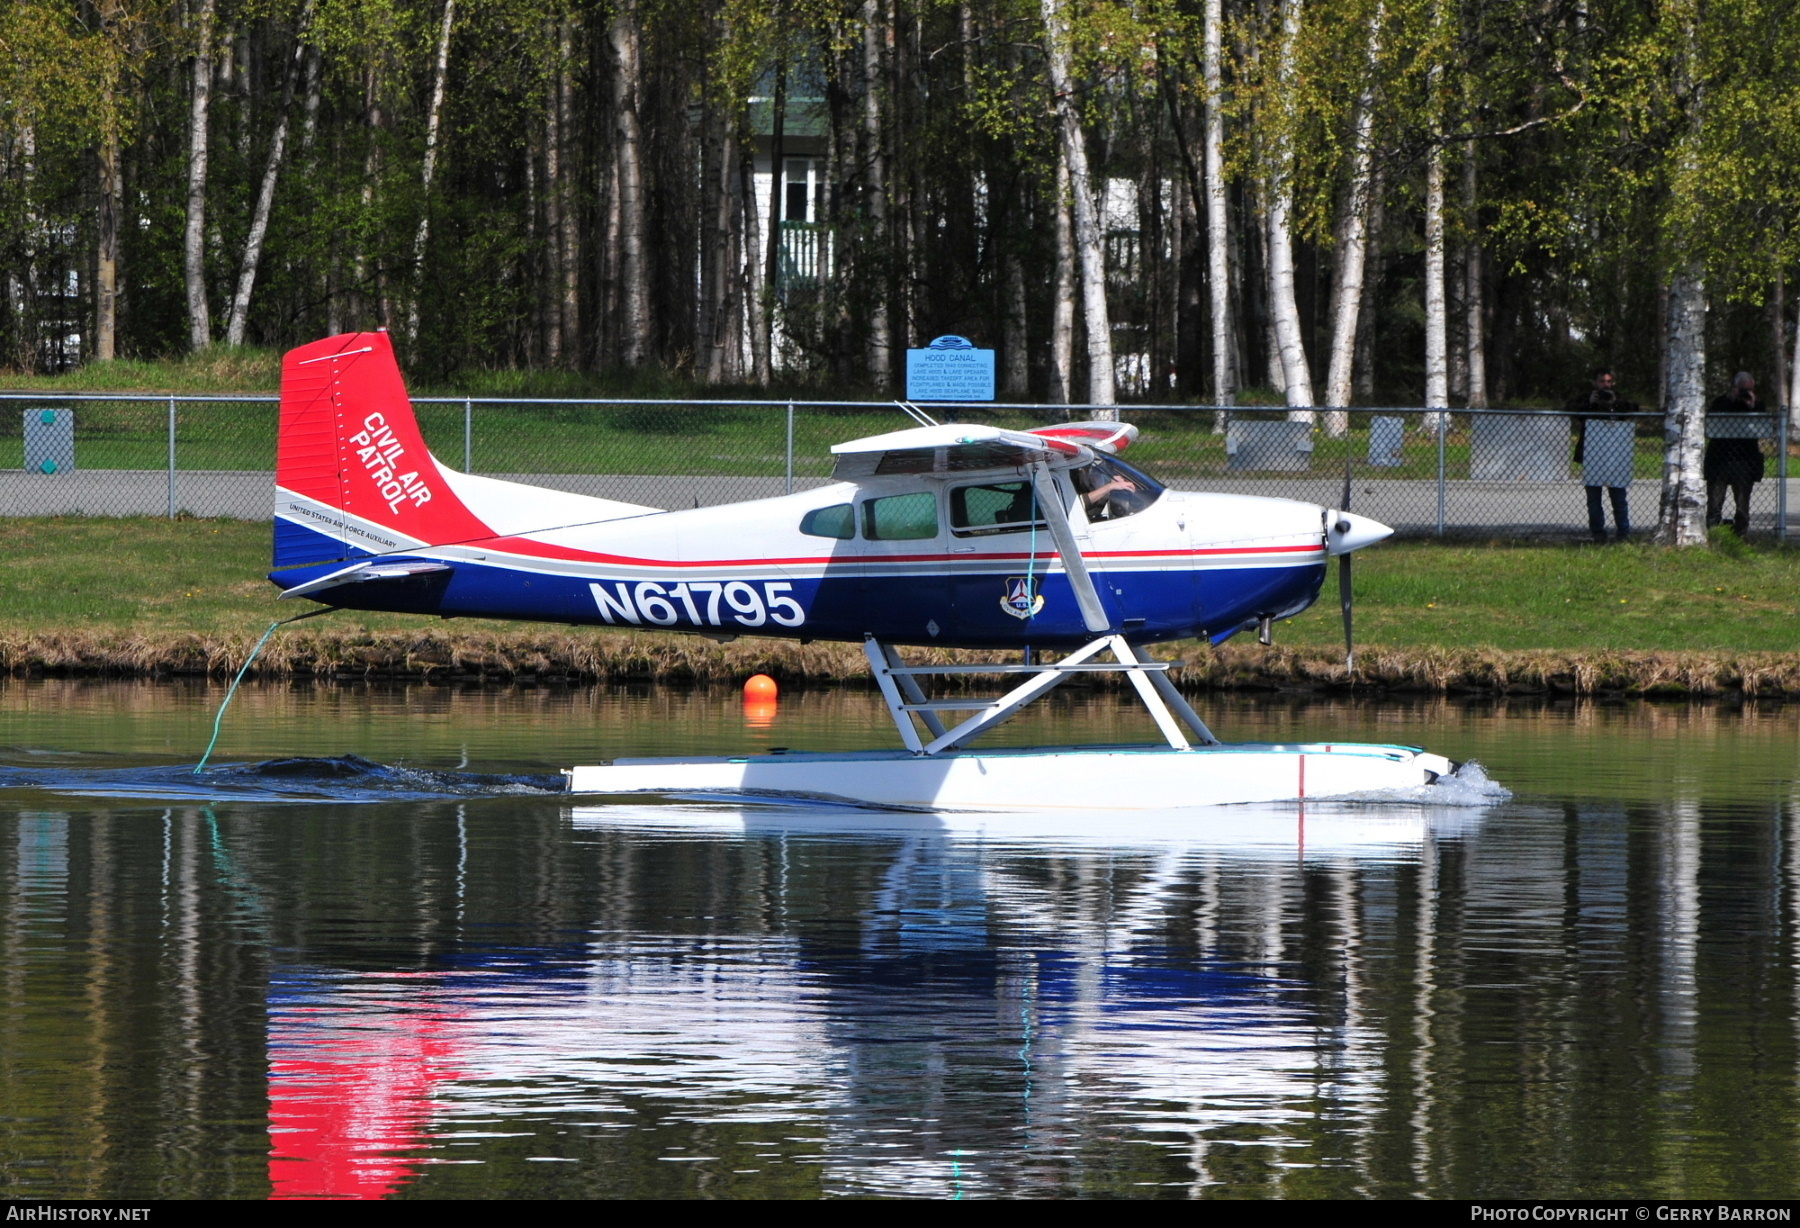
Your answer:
263,804 -> 1474,1199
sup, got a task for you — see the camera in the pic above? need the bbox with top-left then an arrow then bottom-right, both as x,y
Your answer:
1593,388 -> 1616,405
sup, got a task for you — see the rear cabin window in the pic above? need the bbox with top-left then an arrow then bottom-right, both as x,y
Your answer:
800,503 -> 855,539
863,492 -> 939,541
950,481 -> 1042,536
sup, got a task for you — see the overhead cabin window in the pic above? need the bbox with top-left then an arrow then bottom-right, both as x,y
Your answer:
800,503 -> 856,539
1069,456 -> 1165,522
863,492 -> 939,541
950,481 -> 1043,536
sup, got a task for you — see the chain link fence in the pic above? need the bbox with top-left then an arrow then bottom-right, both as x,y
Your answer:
1,393 -> 1791,541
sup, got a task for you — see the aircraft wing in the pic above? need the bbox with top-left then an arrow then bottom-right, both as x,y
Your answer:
1026,421 -> 1139,456
829,422 -> 1114,480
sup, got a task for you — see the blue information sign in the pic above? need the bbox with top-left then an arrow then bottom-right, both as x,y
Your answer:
905,335 -> 996,402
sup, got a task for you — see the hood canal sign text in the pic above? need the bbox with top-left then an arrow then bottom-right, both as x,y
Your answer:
906,335 -> 996,402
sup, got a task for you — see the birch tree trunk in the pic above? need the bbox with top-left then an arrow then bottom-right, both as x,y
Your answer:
94,0 -> 126,362
1321,1 -> 1383,431
1041,0 -> 1115,409
1423,142 -> 1447,418
183,0 -> 216,351
1463,140 -> 1487,407
739,139 -> 769,383
226,1 -> 314,347
1656,265 -> 1708,546
1267,0 -> 1313,415
404,0 -> 455,347
1049,152 -> 1076,404
1203,0 -> 1235,415
1421,3 -> 1447,428
609,1 -> 649,367
861,0 -> 890,387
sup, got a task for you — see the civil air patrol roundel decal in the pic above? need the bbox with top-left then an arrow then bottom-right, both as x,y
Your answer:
1001,576 -> 1044,620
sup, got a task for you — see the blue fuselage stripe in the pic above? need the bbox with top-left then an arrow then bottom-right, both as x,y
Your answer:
269,517 -> 1324,647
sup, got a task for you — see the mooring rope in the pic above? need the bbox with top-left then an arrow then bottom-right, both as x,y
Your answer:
194,608 -> 333,774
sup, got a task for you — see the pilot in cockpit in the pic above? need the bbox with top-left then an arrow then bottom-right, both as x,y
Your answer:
1070,456 -> 1160,520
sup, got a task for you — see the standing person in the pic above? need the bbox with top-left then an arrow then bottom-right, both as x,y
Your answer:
1566,368 -> 1638,542
1705,372 -> 1767,536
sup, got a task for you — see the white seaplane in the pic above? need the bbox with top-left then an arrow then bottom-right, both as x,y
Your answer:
270,331 -> 1456,810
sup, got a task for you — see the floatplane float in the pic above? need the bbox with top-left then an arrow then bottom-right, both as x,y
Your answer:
270,332 -> 1458,811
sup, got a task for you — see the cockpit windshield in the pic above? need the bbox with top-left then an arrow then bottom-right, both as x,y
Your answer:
1068,455 -> 1164,521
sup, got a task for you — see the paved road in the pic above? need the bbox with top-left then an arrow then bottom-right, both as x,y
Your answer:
3,468 -> 1794,538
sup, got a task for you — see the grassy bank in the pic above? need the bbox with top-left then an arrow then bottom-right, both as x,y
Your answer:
1,517 -> 1796,695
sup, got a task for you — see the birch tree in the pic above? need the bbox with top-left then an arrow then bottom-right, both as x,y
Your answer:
183,0 -> 215,351
1049,150 -> 1075,402
1461,141 -> 1486,407
225,0 -> 316,347
1041,0 -> 1115,408
1202,0 -> 1234,413
1658,266 -> 1708,545
404,0 -> 455,347
1419,0 -> 1447,430
92,0 -> 135,361
861,0 -> 890,387
1265,0 -> 1314,414
1321,0 -> 1383,429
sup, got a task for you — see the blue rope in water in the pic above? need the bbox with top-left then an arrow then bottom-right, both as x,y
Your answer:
194,610 -> 327,774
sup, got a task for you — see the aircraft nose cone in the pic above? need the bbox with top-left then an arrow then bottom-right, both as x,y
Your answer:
1326,509 -> 1393,556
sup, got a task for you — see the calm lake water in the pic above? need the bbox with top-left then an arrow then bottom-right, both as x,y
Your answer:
2,677 -> 1798,1200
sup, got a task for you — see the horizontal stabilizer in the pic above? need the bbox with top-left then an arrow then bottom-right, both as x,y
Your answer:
277,560 -> 452,600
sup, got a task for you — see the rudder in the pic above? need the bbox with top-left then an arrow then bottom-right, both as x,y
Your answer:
275,331 -> 488,569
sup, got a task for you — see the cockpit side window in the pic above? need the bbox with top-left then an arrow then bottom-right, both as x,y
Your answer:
1069,456 -> 1164,521
863,491 -> 939,540
950,481 -> 1044,536
800,503 -> 856,539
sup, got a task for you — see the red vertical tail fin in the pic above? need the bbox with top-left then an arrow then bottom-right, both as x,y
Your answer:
276,332 -> 488,567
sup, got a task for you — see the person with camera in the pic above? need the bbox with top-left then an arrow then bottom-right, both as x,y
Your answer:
1565,368 -> 1638,542
1704,372 -> 1768,536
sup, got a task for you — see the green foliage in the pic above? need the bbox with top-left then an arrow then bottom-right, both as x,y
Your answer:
0,0 -> 1795,404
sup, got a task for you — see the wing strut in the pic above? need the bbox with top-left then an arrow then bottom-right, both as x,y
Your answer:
1028,463 -> 1111,634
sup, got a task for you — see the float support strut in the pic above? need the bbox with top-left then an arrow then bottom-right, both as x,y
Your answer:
866,633 -> 1218,755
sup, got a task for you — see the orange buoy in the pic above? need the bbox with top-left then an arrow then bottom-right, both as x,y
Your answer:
743,673 -> 779,701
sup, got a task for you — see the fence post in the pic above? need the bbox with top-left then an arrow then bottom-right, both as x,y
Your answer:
785,402 -> 794,495
1779,409 -> 1789,544
464,397 -> 472,473
1436,411 -> 1447,537
167,395 -> 177,519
